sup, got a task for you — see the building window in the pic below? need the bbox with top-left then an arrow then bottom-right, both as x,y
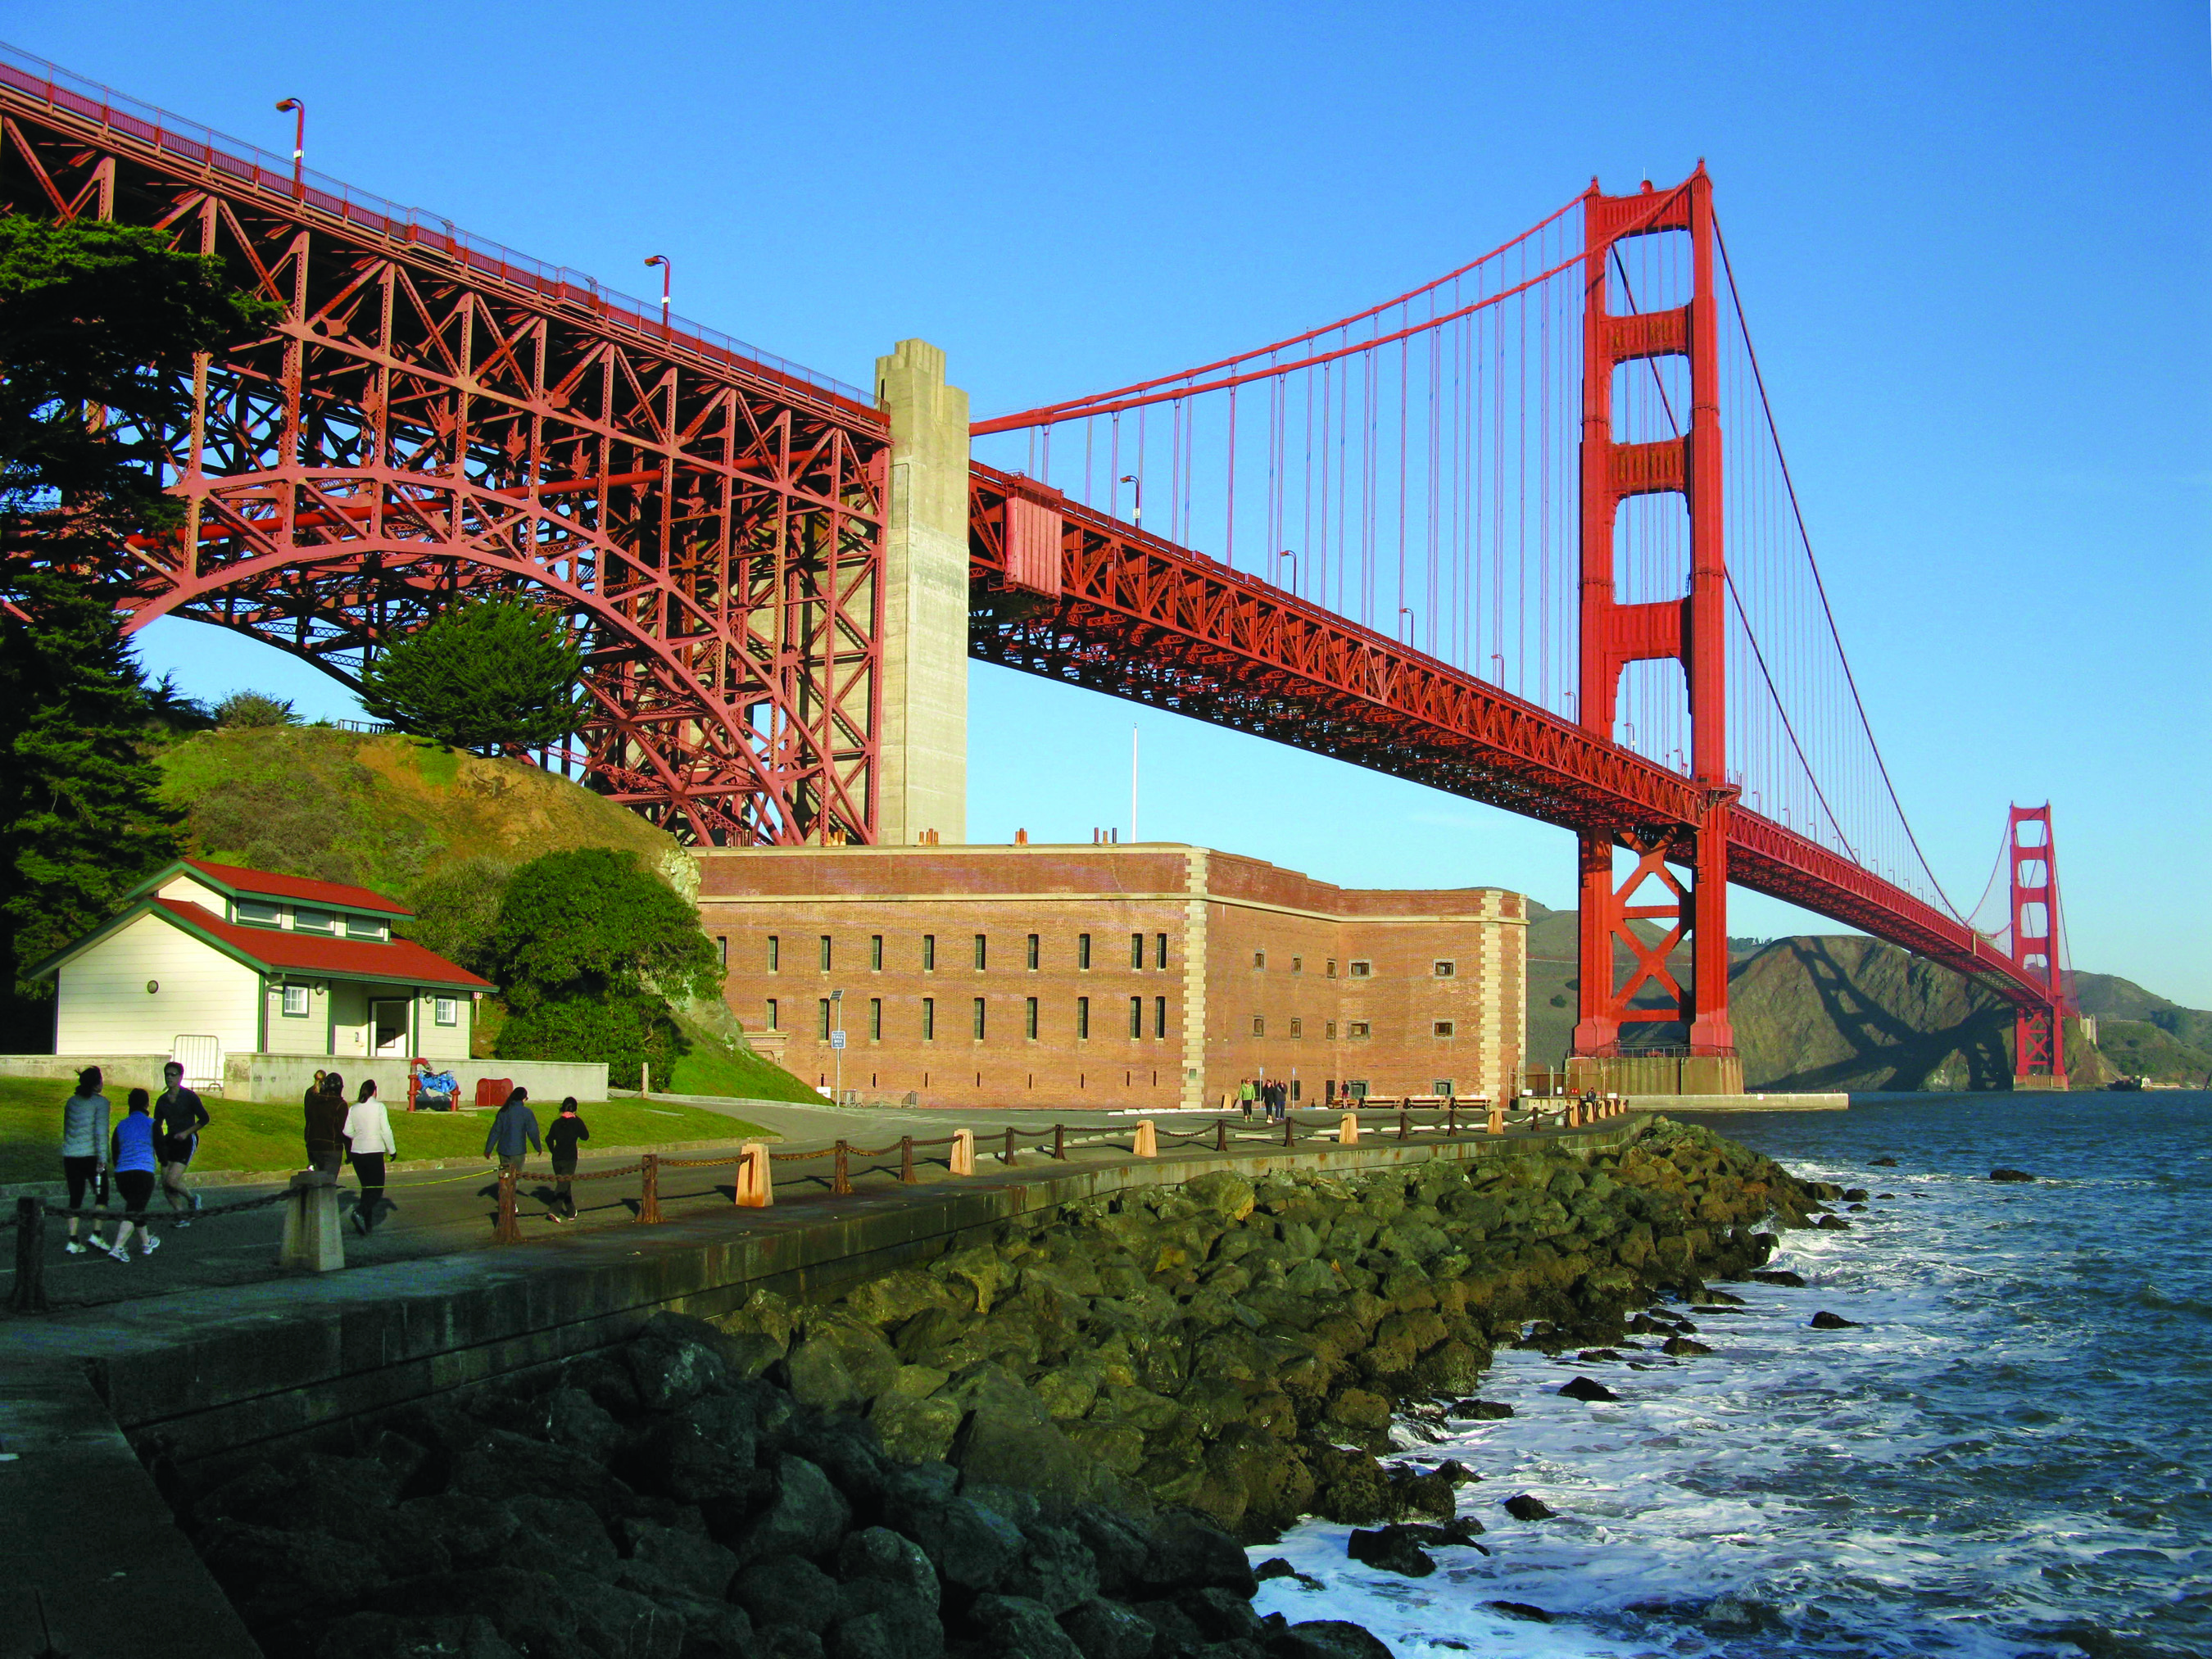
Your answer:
1291,955 -> 1303,974
767,936 -> 780,972
346,915 -> 386,941
765,998 -> 779,1030
1349,960 -> 1371,978
819,999 -> 833,1039
922,997 -> 936,1040
1345,1079 -> 1369,1099
433,997 -> 459,1027
280,984 -> 310,1018
1154,932 -> 1168,968
869,998 -> 882,1040
1154,995 -> 1167,1039
1253,950 -> 1266,970
1434,960 -> 1457,978
1326,958 -> 1339,978
1290,1017 -> 1303,1039
871,935 -> 883,971
922,934 -> 936,971
1435,1080 -> 1455,1098
1433,1020 -> 1456,1038
293,907 -> 335,934
1251,1015 -> 1265,1037
1325,1020 -> 1337,1040
974,933 -> 988,971
1027,933 -> 1040,970
1348,1021 -> 1371,1040
1131,932 -> 1145,969
237,900 -> 282,928
1026,997 -> 1039,1040
1131,996 -> 1145,1038
973,998 -> 986,1040
818,935 -> 833,972
1077,996 -> 1090,1040
1078,932 -> 1092,970
717,936 -> 728,968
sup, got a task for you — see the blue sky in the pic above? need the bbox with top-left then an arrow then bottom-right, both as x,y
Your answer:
18,1 -> 2208,1003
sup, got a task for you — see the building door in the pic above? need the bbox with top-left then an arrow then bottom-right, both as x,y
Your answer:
370,999 -> 411,1057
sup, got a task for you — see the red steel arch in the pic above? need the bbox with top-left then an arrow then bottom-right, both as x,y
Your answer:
0,51 -> 888,847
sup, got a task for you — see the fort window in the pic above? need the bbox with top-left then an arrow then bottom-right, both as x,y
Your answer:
922,934 -> 936,971
765,998 -> 779,1030
974,933 -> 988,970
1434,1080 -> 1454,1097
922,997 -> 936,1040
1344,1079 -> 1369,1099
871,935 -> 883,971
1131,932 -> 1145,969
1348,1021 -> 1371,1039
1291,956 -> 1303,974
869,998 -> 882,1040
1253,950 -> 1266,970
1349,960 -> 1371,978
1433,1020 -> 1455,1038
1077,996 -> 1090,1039
1326,1020 -> 1337,1040
1027,933 -> 1040,970
818,999 -> 832,1039
1251,1015 -> 1265,1037
767,936 -> 780,972
1154,932 -> 1168,968
1026,997 -> 1039,1040
1289,1017 -> 1303,1039
1154,995 -> 1167,1038
1129,995 -> 1143,1038
1326,959 -> 1339,978
1078,932 -> 1092,969
818,935 -> 832,971
973,998 -> 986,1040
717,936 -> 728,968
1434,959 -> 1456,977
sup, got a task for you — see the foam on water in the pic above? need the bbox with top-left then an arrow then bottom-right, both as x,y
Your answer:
1250,1094 -> 2212,1659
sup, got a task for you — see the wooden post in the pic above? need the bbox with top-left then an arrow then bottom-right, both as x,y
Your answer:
900,1135 -> 915,1183
11,1196 -> 48,1313
1053,1123 -> 1067,1161
950,1128 -> 977,1175
1398,1108 -> 1411,1141
637,1154 -> 663,1224
1339,1111 -> 1359,1145
1447,1099 -> 1458,1135
832,1140 -> 851,1195
1281,1113 -> 1295,1149
1133,1120 -> 1158,1158
493,1167 -> 522,1244
1215,1118 -> 1228,1152
1001,1125 -> 1016,1166
641,1062 -> 650,1099
736,1143 -> 773,1208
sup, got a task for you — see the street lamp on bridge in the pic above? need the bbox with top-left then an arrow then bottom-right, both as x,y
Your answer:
643,255 -> 671,334
1398,605 -> 1416,646
273,98 -> 304,198
1278,549 -> 1297,596
1118,474 -> 1141,528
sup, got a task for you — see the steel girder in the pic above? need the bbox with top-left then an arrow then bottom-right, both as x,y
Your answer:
0,82 -> 887,847
971,465 -> 2053,1015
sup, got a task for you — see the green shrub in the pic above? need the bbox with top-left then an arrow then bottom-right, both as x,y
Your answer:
498,990 -> 681,1090
213,690 -> 297,728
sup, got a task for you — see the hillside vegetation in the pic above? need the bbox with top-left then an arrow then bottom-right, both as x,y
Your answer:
154,725 -> 818,1102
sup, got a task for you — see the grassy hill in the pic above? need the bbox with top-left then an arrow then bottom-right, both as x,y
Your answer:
154,725 -> 820,1102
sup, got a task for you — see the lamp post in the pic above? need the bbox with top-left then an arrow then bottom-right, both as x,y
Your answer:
1277,549 -> 1298,596
1118,474 -> 1141,528
274,98 -> 305,198
830,987 -> 845,1105
643,255 -> 670,335
1398,605 -> 1416,646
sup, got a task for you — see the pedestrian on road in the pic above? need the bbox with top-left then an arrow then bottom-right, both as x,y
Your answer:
59,1065 -> 110,1256
154,1060 -> 210,1224
483,1086 -> 541,1184
305,1072 -> 347,1178
1239,1078 -> 1256,1120
545,1097 -> 589,1221
343,1078 -> 397,1235
107,1089 -> 161,1262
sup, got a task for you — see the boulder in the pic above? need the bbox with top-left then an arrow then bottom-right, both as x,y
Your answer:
836,1525 -> 941,1610
844,1269 -> 960,1329
1808,1310 -> 1861,1330
1000,1522 -> 1102,1614
313,1613 -> 522,1659
895,1494 -> 1025,1593
561,1577 -> 687,1659
635,1392 -> 759,1503
946,1371 -> 1095,1498
1138,1512 -> 1259,1598
1486,1599 -> 1553,1622
732,1456 -> 852,1563
1661,1336 -> 1713,1357
492,1496 -> 619,1582
625,1316 -> 735,1412
1447,1398 -> 1514,1420
1058,1598 -> 1158,1659
786,1317 -> 901,1414
1502,1494 -> 1556,1521
732,1555 -> 843,1634
1989,1168 -> 2035,1183
1182,1171 -> 1258,1221
826,1598 -> 945,1659
618,1519 -> 738,1602
1272,1620 -> 1397,1659
1557,1376 -> 1619,1403
967,1593 -> 1088,1659
1344,1526 -> 1435,1578
1750,1270 -> 1806,1288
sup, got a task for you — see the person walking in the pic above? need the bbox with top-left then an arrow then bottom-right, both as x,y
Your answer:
483,1086 -> 541,1183
1239,1078 -> 1256,1120
107,1089 -> 161,1261
59,1066 -> 111,1256
153,1060 -> 211,1225
544,1098 -> 589,1222
342,1078 -> 397,1235
305,1072 -> 348,1178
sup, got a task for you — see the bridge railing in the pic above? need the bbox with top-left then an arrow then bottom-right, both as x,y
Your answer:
0,39 -> 873,416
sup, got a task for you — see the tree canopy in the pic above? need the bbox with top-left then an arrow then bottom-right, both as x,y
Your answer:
359,596 -> 590,755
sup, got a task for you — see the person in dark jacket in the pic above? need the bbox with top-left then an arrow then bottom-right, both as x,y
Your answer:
154,1059 -> 211,1222
483,1086 -> 541,1181
304,1072 -> 347,1177
544,1097 -> 589,1221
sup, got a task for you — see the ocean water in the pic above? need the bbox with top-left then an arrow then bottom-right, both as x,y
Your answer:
1251,1093 -> 2212,1659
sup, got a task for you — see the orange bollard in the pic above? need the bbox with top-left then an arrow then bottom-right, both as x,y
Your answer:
950,1129 -> 976,1176
1133,1120 -> 1158,1158
1339,1111 -> 1360,1145
736,1143 -> 773,1208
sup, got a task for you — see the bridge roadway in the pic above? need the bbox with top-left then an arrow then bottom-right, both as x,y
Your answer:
0,1100 -> 1647,1659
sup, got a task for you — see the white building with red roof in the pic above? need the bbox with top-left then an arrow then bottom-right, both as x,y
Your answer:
29,859 -> 492,1067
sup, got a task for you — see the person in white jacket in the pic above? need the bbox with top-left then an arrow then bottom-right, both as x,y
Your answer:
342,1079 -> 397,1235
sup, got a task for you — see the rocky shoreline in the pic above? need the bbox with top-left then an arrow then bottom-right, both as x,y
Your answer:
169,1118 -> 1832,1658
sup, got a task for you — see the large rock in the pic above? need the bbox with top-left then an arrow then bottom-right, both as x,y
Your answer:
617,1518 -> 739,1602
999,1522 -> 1101,1615
1345,1526 -> 1434,1578
786,1314 -> 901,1413
946,1369 -> 1096,1498
314,1613 -> 521,1659
732,1554 -> 843,1634
1181,1171 -> 1258,1222
836,1526 -> 940,1610
625,1314 -> 736,1411
966,1593 -> 1087,1659
890,1494 -> 1025,1593
731,1456 -> 852,1563
492,1496 -> 619,1582
634,1392 -> 759,1503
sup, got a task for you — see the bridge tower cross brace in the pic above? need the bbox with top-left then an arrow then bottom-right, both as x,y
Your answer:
1571,168 -> 1738,1076
2007,804 -> 2069,1089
